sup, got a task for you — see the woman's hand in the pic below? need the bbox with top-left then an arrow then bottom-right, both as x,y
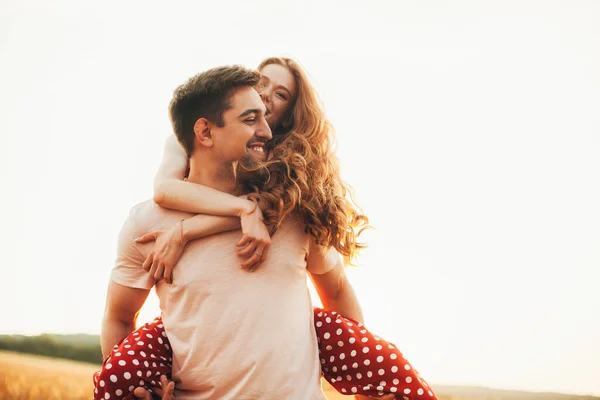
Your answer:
236,201 -> 271,272
136,223 -> 186,284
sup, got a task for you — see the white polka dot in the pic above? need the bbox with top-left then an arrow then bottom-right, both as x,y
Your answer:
376,344 -> 383,350
118,360 -> 126,366
346,375 -> 352,381
104,393 -> 110,399
336,328 -> 343,335
367,371 -> 373,378
351,350 -> 357,357
326,317 -> 331,323
139,380 -> 144,386
137,341 -> 144,346
378,369 -> 385,376
105,363 -> 112,370
390,353 -> 398,360
124,344 -> 131,348
116,389 -> 123,396
362,347 -> 369,353
140,351 -> 147,357
124,372 -> 131,379
158,337 -> 164,344
318,311 -> 323,317
377,386 -> 384,391
388,344 -> 394,349
377,356 -> 384,363
349,329 -> 354,333
361,337 -> 368,343
144,361 -> 150,367
356,372 -> 362,379
406,377 -> 412,383
360,329 -> 367,334
364,359 -> 370,366
393,378 -> 400,384
137,371 -> 142,377
337,341 -> 344,347
336,376 -> 342,381
132,359 -> 139,365
339,353 -> 346,360
429,390 -> 434,396
341,388 -> 347,393
326,345 -> 333,351
147,371 -> 152,377
349,337 -> 356,344
390,387 -> 398,393
404,364 -> 411,370
330,356 -> 335,362
332,366 -> 337,372
115,352 -> 121,356
99,380 -> 105,387
352,362 -> 358,369
324,332 -> 331,339
110,374 -> 117,383
342,365 -> 348,371
380,381 -> 387,386
404,388 -> 411,394
391,366 -> 399,373
127,350 -> 135,355
351,387 -> 358,393
146,333 -> 153,338
133,332 -> 139,336
129,386 -> 135,391
316,321 -> 323,327
418,388 -> 424,395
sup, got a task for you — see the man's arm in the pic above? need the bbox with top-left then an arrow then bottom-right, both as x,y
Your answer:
101,281 -> 150,358
306,240 -> 364,324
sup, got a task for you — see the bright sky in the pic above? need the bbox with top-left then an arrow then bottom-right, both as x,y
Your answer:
1,0 -> 599,396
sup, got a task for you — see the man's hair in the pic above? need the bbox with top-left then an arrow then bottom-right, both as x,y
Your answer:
168,65 -> 261,156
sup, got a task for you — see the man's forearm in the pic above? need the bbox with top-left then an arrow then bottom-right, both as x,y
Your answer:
101,315 -> 135,359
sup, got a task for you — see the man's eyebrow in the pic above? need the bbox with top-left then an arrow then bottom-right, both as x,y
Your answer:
238,108 -> 263,118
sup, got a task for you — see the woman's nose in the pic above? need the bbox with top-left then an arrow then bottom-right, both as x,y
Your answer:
259,87 -> 271,103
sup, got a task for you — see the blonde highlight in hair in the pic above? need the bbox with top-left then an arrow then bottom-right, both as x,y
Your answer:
244,57 -> 370,264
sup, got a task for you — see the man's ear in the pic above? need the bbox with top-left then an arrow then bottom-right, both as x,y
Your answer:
193,118 -> 213,148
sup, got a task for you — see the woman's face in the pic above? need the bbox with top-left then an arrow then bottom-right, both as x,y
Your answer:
258,63 -> 297,131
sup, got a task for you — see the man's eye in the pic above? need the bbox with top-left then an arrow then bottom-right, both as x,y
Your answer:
245,118 -> 256,123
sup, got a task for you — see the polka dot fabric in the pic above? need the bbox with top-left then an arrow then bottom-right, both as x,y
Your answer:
315,309 -> 438,399
93,310 -> 438,400
93,316 -> 172,400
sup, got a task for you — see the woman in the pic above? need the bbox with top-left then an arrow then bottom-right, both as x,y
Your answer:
94,57 -> 437,400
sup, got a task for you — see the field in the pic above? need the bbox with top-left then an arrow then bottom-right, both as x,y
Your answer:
1,350 -> 597,400
0,351 -> 98,400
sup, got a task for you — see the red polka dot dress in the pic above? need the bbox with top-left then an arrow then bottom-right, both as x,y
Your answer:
94,310 -> 438,399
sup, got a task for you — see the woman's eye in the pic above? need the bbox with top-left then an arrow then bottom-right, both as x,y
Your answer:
276,92 -> 287,100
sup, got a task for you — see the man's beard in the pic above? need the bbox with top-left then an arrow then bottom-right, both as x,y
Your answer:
233,153 -> 270,190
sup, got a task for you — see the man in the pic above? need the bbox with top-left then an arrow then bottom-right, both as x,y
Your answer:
101,65 -> 365,399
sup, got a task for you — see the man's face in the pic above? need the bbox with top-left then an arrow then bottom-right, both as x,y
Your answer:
258,64 -> 297,130
211,86 -> 272,163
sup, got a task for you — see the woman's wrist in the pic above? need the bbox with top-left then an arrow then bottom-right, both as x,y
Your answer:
236,197 -> 256,217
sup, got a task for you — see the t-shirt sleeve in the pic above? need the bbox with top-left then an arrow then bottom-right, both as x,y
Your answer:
110,209 -> 156,290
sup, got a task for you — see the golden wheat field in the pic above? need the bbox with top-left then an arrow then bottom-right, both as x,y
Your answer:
0,350 -> 355,400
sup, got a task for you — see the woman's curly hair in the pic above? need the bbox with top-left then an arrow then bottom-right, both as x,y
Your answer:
243,57 -> 370,265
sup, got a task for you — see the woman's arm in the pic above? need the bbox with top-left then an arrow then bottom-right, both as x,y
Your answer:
153,135 -> 255,216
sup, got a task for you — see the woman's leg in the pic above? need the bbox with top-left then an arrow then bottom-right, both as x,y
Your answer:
314,308 -> 438,399
93,316 -> 172,400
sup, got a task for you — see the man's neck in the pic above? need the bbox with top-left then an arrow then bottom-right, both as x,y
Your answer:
186,155 -> 243,196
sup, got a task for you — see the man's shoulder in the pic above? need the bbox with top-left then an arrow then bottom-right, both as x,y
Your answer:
124,199 -> 187,233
